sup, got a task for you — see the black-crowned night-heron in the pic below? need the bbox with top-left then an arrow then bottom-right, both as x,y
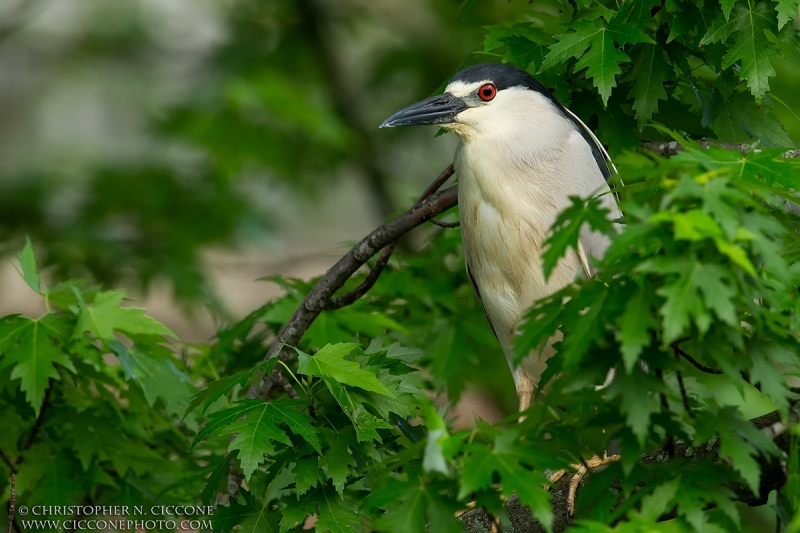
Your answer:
381,63 -> 621,412
381,62 -> 622,514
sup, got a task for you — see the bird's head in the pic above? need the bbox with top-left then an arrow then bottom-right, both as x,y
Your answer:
380,63 -> 564,142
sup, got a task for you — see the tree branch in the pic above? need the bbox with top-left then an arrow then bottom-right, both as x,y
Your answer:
219,166 -> 456,500
673,344 -> 723,374
250,164 -> 455,396
6,471 -> 15,533
324,242 -> 398,311
0,451 -> 15,475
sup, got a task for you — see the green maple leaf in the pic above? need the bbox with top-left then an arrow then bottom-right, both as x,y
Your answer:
215,490 -> 280,533
693,264 -> 738,327
666,0 -> 718,45
483,24 -> 555,72
459,443 -> 552,530
627,43 -> 670,123
193,402 -> 260,446
652,263 -> 711,342
313,489 -> 361,533
595,95 -> 641,154
222,400 -> 320,480
368,371 -> 422,420
202,452 -> 236,504
425,494 -> 464,533
701,1 -> 780,101
616,283 -> 656,372
19,238 -> 41,293
622,0 -> 661,27
541,19 -> 653,104
732,149 -> 800,185
318,433 -> 356,496
228,410 -> 292,481
193,399 -> 319,479
325,379 -> 392,442
636,480 -> 681,522
185,358 -> 278,416
709,89 -> 794,149
775,0 -> 800,29
267,400 -> 322,452
608,371 -> 663,445
701,408 -> 780,492
720,0 -> 736,20
291,456 -> 321,497
16,444 -> 83,504
73,290 -> 175,342
296,342 -> 393,396
278,491 -> 316,533
113,341 -> 196,416
0,314 -> 75,414
46,278 -> 102,311
542,195 -> 615,278
749,343 -> 795,415
372,487 -> 427,533
559,283 -> 609,369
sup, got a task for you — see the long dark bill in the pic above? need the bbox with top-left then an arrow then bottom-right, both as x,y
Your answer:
380,93 -> 466,128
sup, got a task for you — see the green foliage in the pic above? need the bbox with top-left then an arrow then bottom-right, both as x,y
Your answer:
0,243 -> 204,525
1,1 -> 799,532
477,0 -> 799,149
185,139 -> 799,533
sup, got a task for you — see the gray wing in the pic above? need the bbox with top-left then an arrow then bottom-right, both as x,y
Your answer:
562,107 -> 620,279
466,263 -> 499,341
562,107 -> 617,178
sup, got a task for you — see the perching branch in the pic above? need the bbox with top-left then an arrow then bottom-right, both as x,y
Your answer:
247,164 -> 456,400
220,166 -> 457,501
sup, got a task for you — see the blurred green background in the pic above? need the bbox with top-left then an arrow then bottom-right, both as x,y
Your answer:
0,0 -> 798,419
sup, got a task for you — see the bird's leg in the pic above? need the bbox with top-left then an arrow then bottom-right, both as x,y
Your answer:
516,369 -> 534,413
546,453 -> 621,516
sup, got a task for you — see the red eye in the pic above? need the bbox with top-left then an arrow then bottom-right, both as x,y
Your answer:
478,83 -> 497,101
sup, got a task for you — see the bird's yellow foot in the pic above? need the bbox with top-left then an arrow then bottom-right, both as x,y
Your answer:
516,372 -> 534,422
546,454 -> 620,516
454,502 -> 501,532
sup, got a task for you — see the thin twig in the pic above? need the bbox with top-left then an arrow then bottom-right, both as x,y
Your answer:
430,218 -> 460,228
0,451 -> 15,474
673,347 -> 695,418
7,472 -> 15,533
676,370 -> 693,418
416,164 -> 455,201
325,242 -> 398,310
672,345 -> 723,374
655,369 -> 674,459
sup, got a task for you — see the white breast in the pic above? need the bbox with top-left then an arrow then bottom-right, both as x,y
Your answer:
454,99 -> 619,363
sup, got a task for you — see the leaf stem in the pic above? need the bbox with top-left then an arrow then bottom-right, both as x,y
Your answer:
277,360 -> 306,395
